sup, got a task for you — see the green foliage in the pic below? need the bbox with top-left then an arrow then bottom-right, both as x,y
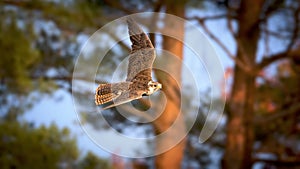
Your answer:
0,17 -> 39,94
0,121 -> 112,169
0,122 -> 78,169
7,0 -> 104,30
0,0 -> 106,96
77,152 -> 112,169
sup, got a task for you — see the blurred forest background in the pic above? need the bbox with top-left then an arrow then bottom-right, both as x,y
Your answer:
1,0 -> 300,169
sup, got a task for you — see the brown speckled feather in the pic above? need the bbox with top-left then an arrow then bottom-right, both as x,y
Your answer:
95,82 -> 131,106
95,84 -> 114,105
126,18 -> 155,82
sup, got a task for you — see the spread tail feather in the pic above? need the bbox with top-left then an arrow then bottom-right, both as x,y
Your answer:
95,84 -> 116,105
95,82 -> 131,106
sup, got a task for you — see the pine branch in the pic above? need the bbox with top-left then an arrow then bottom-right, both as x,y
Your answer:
253,157 -> 300,166
258,7 -> 300,70
102,0 -> 139,14
255,101 -> 300,125
187,14 -> 228,22
258,48 -> 300,69
189,16 -> 251,73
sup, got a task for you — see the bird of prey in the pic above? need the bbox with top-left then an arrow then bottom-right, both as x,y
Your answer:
95,18 -> 162,110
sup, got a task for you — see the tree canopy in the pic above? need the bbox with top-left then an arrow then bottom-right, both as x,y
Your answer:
0,0 -> 299,168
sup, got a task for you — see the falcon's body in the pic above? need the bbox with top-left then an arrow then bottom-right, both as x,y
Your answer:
95,18 -> 162,110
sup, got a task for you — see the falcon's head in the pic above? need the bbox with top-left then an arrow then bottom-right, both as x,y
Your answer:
145,81 -> 162,95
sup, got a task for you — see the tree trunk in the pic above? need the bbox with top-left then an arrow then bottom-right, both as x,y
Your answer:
154,1 -> 186,168
223,0 -> 264,169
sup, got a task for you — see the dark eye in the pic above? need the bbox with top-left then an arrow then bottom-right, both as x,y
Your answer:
154,84 -> 157,87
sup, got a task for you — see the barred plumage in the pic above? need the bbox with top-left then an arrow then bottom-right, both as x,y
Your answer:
95,84 -> 113,105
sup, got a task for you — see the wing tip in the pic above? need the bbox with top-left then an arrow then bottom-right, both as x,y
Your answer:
126,17 -> 144,35
126,17 -> 134,25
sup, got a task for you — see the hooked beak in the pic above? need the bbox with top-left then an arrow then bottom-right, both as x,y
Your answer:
158,83 -> 162,89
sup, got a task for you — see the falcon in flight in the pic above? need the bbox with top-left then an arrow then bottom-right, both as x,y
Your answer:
95,18 -> 162,110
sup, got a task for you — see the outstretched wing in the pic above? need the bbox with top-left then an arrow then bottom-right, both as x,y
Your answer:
126,18 -> 156,82
95,82 -> 145,110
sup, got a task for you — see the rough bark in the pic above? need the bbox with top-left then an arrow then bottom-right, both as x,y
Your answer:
153,1 -> 186,168
223,0 -> 265,169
